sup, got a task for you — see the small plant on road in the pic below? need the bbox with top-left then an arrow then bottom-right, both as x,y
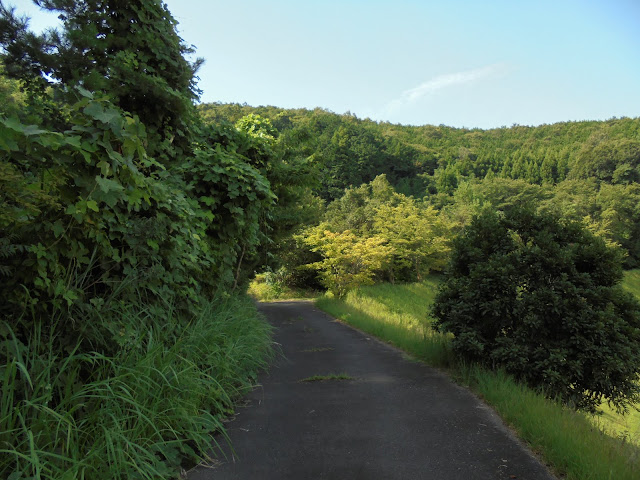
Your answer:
300,373 -> 353,382
300,347 -> 335,353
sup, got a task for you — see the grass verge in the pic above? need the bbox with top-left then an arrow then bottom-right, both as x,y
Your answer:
1,294 -> 273,480
315,276 -> 640,480
315,277 -> 453,367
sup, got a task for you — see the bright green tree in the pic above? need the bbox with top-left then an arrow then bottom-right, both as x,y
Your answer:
301,224 -> 391,297
373,198 -> 450,282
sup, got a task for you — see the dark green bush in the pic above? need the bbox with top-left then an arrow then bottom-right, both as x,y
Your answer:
433,208 -> 640,411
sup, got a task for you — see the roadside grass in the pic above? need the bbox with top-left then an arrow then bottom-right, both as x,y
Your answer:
589,269 -> 640,446
0,295 -> 273,480
465,366 -> 640,480
315,274 -> 640,480
315,277 -> 453,367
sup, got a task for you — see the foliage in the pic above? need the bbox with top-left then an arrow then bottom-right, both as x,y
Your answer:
0,61 -> 24,116
0,0 -> 279,348
246,268 -> 318,301
0,2 -> 279,477
0,90 -> 276,353
0,0 -> 202,164
571,136 -> 640,184
432,208 -> 640,411
201,103 -> 640,267
301,224 -> 391,297
201,102 -> 640,262
293,176 -> 453,295
0,294 -> 273,480
179,119 -> 276,290
374,199 -> 450,281
199,102 -> 640,195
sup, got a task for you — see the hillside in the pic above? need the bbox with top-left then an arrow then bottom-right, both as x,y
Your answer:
199,103 -> 640,268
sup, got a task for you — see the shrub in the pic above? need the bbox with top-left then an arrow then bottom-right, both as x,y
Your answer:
432,207 -> 640,411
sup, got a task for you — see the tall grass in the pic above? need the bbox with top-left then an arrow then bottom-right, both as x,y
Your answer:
315,278 -> 452,366
465,366 -> 640,480
315,276 -> 640,480
0,295 -> 273,479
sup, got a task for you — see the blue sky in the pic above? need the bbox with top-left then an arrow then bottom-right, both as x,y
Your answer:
9,0 -> 640,129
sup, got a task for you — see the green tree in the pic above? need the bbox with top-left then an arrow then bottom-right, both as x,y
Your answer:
571,136 -> 640,184
464,177 -> 549,213
433,208 -> 640,412
597,183 -> 640,267
0,61 -> 24,116
0,0 -> 201,164
0,1 -> 277,342
373,198 -> 450,282
300,224 -> 391,297
539,152 -> 558,184
235,113 -> 323,279
324,174 -> 397,234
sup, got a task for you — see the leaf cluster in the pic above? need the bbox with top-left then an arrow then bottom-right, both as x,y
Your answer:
201,102 -> 640,266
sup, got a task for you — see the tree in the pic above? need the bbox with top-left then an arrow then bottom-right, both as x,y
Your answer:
597,183 -> 640,267
373,198 -> 450,282
300,224 -> 391,297
0,61 -> 24,116
571,136 -> 640,184
0,0 -> 202,164
432,208 -> 640,412
0,1 -> 277,340
324,174 -> 397,234
233,113 -> 323,280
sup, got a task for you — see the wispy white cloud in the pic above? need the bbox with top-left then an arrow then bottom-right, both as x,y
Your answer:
385,63 -> 508,113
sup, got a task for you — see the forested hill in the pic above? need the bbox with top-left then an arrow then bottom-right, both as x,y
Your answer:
199,102 -> 640,269
198,102 -> 640,200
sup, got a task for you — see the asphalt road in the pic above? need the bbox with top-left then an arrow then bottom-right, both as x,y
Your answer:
188,300 -> 556,480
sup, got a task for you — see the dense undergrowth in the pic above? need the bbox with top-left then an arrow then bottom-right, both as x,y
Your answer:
0,2 -> 281,478
315,274 -> 640,480
1,294 -> 272,479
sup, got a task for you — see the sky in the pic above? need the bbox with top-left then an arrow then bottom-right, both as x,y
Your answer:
8,0 -> 640,129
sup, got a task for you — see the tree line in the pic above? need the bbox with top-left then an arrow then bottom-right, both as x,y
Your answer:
200,102 -> 640,268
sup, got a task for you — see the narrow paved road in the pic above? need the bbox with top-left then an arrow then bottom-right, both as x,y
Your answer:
188,301 -> 556,480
